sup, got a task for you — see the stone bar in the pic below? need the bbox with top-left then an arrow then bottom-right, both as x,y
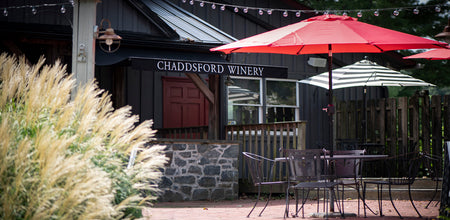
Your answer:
153,139 -> 240,201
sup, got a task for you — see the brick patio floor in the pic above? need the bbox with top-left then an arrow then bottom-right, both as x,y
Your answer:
145,198 -> 440,220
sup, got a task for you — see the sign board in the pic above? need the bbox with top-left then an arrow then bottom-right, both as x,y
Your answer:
130,58 -> 288,78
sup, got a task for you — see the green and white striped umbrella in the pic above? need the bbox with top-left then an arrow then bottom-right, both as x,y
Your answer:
299,59 -> 435,89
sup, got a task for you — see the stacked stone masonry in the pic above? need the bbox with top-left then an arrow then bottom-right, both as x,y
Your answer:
157,141 -> 239,202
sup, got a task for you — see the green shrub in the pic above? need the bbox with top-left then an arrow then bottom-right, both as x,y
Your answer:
0,53 -> 167,219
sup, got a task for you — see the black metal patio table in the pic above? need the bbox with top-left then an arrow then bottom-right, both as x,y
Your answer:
277,153 -> 388,217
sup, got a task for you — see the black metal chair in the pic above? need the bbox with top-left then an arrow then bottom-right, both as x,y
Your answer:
330,149 -> 366,216
242,152 -> 287,218
362,152 -> 423,219
421,152 -> 443,208
284,149 -> 342,218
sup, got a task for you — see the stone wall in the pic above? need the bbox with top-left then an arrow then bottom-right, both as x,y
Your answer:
155,139 -> 240,202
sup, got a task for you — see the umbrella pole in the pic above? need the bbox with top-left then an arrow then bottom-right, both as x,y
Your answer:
363,86 -> 367,143
327,44 -> 334,152
327,45 -> 336,213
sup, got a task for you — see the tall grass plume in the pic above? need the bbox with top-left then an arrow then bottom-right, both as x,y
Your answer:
0,53 -> 167,219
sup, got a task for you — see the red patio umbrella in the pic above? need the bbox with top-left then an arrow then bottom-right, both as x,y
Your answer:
403,47 -> 450,60
211,14 -> 447,152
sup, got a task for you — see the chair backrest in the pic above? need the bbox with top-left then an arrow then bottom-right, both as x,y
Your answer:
386,152 -> 422,185
242,152 -> 274,185
285,149 -> 326,182
333,149 -> 366,178
421,152 -> 443,181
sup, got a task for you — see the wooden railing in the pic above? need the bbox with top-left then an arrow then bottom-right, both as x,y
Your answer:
225,121 -> 307,185
156,126 -> 208,139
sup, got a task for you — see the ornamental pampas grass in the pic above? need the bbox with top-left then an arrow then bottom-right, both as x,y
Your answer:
0,53 -> 167,219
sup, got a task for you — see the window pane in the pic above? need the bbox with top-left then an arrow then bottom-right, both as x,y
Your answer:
266,107 -> 296,123
228,105 -> 259,125
228,78 -> 260,104
266,80 -> 296,106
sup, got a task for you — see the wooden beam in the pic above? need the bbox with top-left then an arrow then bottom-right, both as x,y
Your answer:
72,0 -> 97,96
185,73 -> 214,104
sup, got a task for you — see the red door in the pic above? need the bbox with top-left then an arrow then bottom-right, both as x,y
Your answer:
163,77 -> 209,128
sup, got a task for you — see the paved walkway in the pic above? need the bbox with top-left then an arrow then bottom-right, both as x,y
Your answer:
145,198 -> 440,220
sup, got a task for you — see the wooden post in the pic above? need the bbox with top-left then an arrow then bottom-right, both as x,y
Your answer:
72,0 -> 97,96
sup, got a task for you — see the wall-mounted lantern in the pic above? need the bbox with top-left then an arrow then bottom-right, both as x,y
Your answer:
96,19 -> 122,53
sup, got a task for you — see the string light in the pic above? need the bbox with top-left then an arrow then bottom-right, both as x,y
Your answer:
435,6 -> 441,12
2,2 -> 73,16
180,0 -> 448,18
374,10 -> 379,16
60,5 -> 66,14
393,9 -> 399,16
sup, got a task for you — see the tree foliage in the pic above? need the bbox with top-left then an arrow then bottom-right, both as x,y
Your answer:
296,0 -> 450,92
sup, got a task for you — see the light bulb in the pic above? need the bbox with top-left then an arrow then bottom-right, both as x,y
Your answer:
106,38 -> 113,46
267,9 -> 272,15
296,11 -> 301,17
189,0 -> 194,5
342,12 -> 348,16
3,8 -> 7,17
182,0 -> 187,3
283,11 -> 288,17
393,9 -> 399,16
374,10 -> 379,16
60,5 -> 66,14
220,5 -> 225,11
258,9 -> 263,15
413,8 -> 419,15
357,11 -> 362,17
199,2 -> 204,7
32,7 -> 37,15
234,7 -> 238,13
435,6 -> 441,12
243,8 -> 248,13
211,4 -> 216,9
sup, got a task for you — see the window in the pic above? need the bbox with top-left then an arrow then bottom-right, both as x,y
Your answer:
227,77 -> 261,125
266,79 -> 298,123
227,77 -> 299,125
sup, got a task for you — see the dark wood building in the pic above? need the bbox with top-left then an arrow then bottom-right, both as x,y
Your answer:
0,0 -> 414,148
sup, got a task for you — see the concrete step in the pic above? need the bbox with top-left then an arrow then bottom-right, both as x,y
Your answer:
342,178 -> 441,201
242,178 -> 441,202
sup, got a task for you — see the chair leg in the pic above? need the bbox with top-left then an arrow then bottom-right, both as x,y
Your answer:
362,182 -> 377,217
247,185 -> 261,217
388,184 -> 402,219
294,189 -> 309,218
363,183 -> 367,218
356,185 -> 360,217
425,180 -> 439,209
285,186 -> 290,218
340,185 -> 345,218
408,185 -> 422,218
378,184 -> 384,217
258,185 -> 273,216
